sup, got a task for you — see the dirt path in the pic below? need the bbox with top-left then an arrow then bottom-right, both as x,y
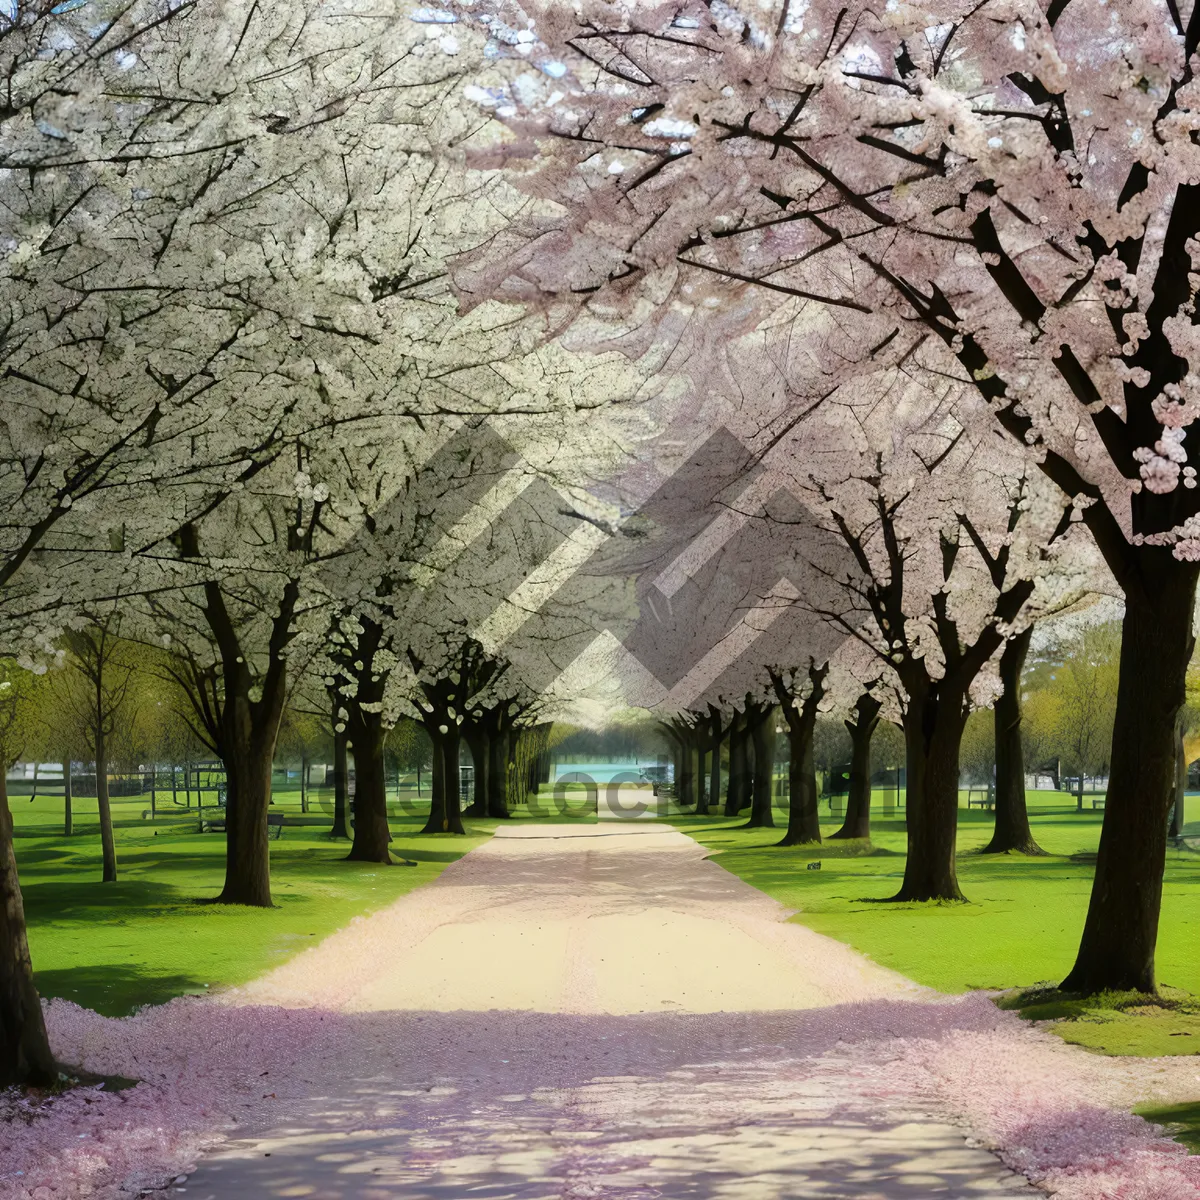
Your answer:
225,821 -> 923,1014
180,818 -> 1051,1198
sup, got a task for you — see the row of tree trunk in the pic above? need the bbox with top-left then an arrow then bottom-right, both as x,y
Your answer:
670,636 -> 1065,865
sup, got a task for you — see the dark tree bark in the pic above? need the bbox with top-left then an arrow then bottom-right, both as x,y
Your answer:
462,721 -> 489,818
707,707 -> 724,817
1170,713 -> 1186,839
300,753 -> 309,814
63,758 -> 72,837
345,712 -> 391,863
894,681 -> 969,902
742,699 -> 776,829
487,721 -> 512,818
166,525 -> 298,907
724,709 -> 749,817
219,739 -> 275,906
1062,559 -> 1199,994
773,664 -> 828,846
339,617 -> 393,863
424,726 -> 465,834
329,719 -> 350,839
693,734 -> 709,814
815,493 -> 1057,903
408,640 -> 506,833
663,721 -> 691,807
832,692 -> 881,841
0,771 -> 56,1088
982,627 -> 1044,855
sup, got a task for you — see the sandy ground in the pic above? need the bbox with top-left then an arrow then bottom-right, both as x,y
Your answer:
226,819 -> 924,1015
179,807 -> 1054,1198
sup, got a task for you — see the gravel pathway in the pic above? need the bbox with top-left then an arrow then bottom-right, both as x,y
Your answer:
188,819 -> 1036,1198
17,808 -> 1200,1199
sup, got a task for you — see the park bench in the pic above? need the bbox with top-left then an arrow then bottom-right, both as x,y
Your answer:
198,809 -> 225,834
1061,778 -> 1106,811
966,786 -> 994,810
199,810 -> 286,837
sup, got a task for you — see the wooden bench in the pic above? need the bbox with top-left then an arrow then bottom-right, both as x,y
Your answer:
966,787 -> 994,810
198,810 -> 226,834
200,811 -> 286,836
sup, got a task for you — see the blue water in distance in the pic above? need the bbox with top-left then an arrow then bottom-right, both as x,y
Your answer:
551,760 -> 671,784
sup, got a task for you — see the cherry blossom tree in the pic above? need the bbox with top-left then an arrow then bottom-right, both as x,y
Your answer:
442,0 -> 1200,991
2,0 -> 628,1081
766,379 -> 1075,900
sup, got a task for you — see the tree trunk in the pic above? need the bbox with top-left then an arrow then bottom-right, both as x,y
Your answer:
983,628 -> 1044,855
893,687 -> 967,902
487,725 -> 511,818
345,710 -> 392,864
63,759 -> 72,837
708,718 -> 722,818
832,694 -> 881,841
725,711 -> 748,817
216,738 -> 274,906
94,735 -> 117,884
743,706 -> 775,828
778,715 -> 819,845
694,738 -> 709,815
329,724 -> 350,839
462,724 -> 488,818
1170,715 -> 1186,839
1062,559 -> 1199,994
669,736 -> 687,806
423,727 -> 466,834
0,771 -> 56,1088
300,753 -> 309,814
149,763 -> 156,819
770,665 -> 830,846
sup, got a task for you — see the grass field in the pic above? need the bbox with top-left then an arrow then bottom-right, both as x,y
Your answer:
17,773 -> 1200,1057
10,781 -> 583,1016
665,789 -> 1200,1056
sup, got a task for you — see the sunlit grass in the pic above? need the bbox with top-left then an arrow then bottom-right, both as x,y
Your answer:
10,784 -> 560,1015
665,790 -> 1200,1056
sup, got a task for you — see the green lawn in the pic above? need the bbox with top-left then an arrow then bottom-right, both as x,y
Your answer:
665,790 -> 1200,1055
10,782 -> 573,1016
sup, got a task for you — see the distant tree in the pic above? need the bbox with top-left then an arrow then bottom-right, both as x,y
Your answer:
1053,625 -> 1122,786
959,711 -> 996,790
59,616 -> 137,883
